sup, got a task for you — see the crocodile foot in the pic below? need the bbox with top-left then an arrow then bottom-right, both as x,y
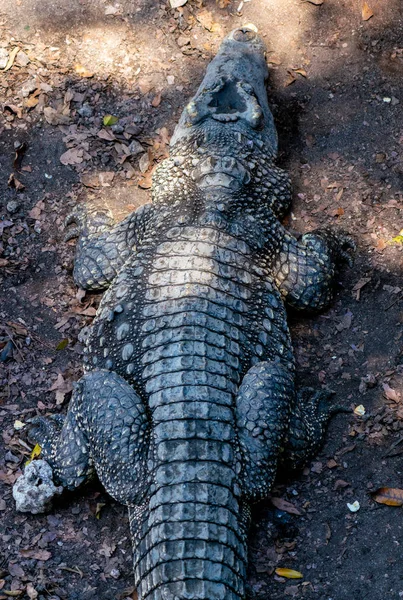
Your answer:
27,414 -> 65,459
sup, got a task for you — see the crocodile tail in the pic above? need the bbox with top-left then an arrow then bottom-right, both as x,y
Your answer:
132,482 -> 247,600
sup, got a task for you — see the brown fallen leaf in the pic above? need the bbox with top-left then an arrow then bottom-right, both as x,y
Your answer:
138,173 -> 153,189
362,2 -> 374,20
375,238 -> 387,252
352,276 -> 371,301
303,0 -> 324,5
7,173 -> 25,191
285,71 -> 297,86
196,9 -> 215,31
80,173 -> 100,188
275,568 -> 303,579
151,92 -> 162,108
13,142 -> 27,170
97,129 -> 116,141
43,106 -> 70,126
2,47 -> 19,71
382,383 -> 400,402
4,104 -> 23,118
28,200 -> 45,219
270,497 -> 302,515
20,548 -> 51,560
74,63 -> 94,78
293,68 -> 307,77
371,487 -> 403,506
60,147 -> 84,166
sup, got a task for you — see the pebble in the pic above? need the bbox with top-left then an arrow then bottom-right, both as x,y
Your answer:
129,139 -> 144,156
78,103 -> 94,117
7,200 -> 20,214
110,568 -> 120,579
16,50 -> 30,66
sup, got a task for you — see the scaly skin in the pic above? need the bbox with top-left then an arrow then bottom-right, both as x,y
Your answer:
25,27 -> 354,600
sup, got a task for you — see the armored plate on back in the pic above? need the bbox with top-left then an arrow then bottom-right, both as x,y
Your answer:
14,27 -> 354,600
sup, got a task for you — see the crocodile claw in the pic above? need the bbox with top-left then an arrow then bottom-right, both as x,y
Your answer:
27,415 -> 64,457
64,208 -> 87,242
337,233 -> 356,268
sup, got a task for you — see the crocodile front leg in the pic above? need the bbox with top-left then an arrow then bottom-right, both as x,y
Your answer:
29,370 -> 152,504
66,203 -> 155,291
272,228 -> 355,312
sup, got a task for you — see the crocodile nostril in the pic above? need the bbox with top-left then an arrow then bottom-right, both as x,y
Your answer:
232,28 -> 256,43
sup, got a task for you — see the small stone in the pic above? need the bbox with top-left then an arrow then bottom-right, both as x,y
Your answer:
129,140 -> 144,156
110,568 -> 120,579
139,153 -> 150,173
170,0 -> 187,7
167,75 -> 175,85
20,79 -> 37,98
78,103 -> 94,118
7,200 -> 20,214
16,50 -> 30,66
0,48 -> 9,69
112,123 -> 124,134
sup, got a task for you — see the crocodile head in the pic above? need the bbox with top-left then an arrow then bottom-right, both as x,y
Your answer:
170,26 -> 278,158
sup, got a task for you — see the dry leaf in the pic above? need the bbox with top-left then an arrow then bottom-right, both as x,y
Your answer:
60,147 -> 84,166
28,200 -> 45,219
375,238 -> 387,252
7,173 -> 25,191
197,9 -> 215,31
362,2 -> 374,20
151,92 -> 162,108
138,172 -> 153,189
293,68 -> 307,77
285,71 -> 297,86
270,497 -> 302,515
43,106 -> 70,126
303,0 -> 324,5
2,47 -> 19,71
80,173 -> 100,188
98,171 -> 115,187
371,487 -> 403,506
97,129 -> 116,141
275,568 -> 303,579
13,142 -> 27,169
4,104 -> 23,118
352,276 -> 371,301
20,549 -> 52,561
74,63 -> 94,78
25,95 -> 39,109
382,383 -> 400,402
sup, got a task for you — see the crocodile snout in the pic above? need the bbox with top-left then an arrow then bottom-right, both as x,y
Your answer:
231,26 -> 258,43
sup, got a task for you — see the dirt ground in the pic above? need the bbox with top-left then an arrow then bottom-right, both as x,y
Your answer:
0,0 -> 402,598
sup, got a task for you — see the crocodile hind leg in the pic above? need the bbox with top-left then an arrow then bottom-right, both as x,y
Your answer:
65,203 -> 155,291
236,364 -> 342,500
236,360 -> 294,502
28,369 -> 151,504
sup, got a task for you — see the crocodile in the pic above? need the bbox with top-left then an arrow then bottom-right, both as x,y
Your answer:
15,27 -> 354,600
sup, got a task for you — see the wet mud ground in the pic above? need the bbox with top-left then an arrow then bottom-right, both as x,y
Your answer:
0,0 -> 402,598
